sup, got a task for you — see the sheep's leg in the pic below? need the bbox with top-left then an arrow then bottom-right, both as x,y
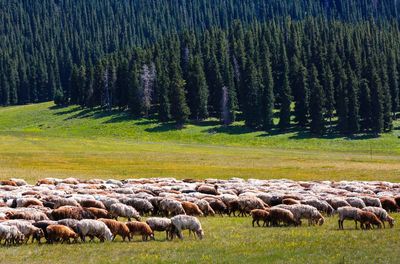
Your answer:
338,219 -> 341,229
354,220 -> 358,230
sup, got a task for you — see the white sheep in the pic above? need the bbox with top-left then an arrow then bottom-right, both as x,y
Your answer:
124,198 -> 153,215
109,203 -> 141,221
160,199 -> 186,217
301,199 -> 334,216
345,197 -> 366,209
170,215 -> 204,240
360,197 -> 382,208
275,204 -> 324,226
0,225 -> 25,245
76,219 -> 113,242
2,220 -> 44,243
337,206 -> 363,229
146,217 -> 172,240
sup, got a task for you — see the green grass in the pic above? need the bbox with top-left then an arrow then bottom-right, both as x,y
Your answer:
1,216 -> 400,264
0,102 -> 399,183
0,102 -> 400,263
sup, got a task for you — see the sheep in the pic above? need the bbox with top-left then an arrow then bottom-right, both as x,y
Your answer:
125,221 -> 154,241
394,196 -> 400,208
6,210 -> 49,222
196,184 -> 219,195
46,225 -> 79,244
327,198 -> 351,210
50,206 -> 95,220
98,219 -> 130,241
380,197 -> 398,212
266,208 -> 299,227
194,200 -> 215,217
0,180 -> 17,187
57,219 -> 80,233
78,199 -> 106,209
182,201 -> 203,216
32,220 -> 58,242
282,198 -> 300,205
250,209 -> 270,227
53,198 -> 81,209
76,219 -> 113,242
98,197 -> 120,211
125,198 -> 154,215
357,211 -> 383,230
159,199 -> 186,217
362,206 -> 395,228
276,204 -> 324,226
345,197 -> 366,209
9,179 -> 27,186
109,203 -> 141,222
170,215 -> 204,240
204,198 -> 228,216
145,217 -> 172,240
360,197 -> 382,208
16,198 -> 43,208
0,225 -> 25,245
2,220 -> 44,243
237,196 -> 268,216
85,207 -> 111,219
301,199 -> 334,216
337,206 -> 363,230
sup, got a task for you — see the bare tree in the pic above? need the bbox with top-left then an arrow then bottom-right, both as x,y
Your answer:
140,63 -> 156,117
221,86 -> 230,126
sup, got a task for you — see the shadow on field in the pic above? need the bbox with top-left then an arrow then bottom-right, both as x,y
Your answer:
204,125 -> 254,135
288,131 -> 380,140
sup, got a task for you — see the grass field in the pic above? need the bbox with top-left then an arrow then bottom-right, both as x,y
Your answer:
0,102 -> 400,263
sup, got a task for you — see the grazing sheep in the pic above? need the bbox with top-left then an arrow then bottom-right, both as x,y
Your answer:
46,225 -> 79,243
267,208 -> 299,227
145,217 -> 172,240
32,220 -> 58,242
394,196 -> 400,208
380,197 -> 398,212
0,225 -> 25,245
282,198 -> 300,205
109,203 -> 141,221
327,198 -> 351,210
337,206 -> 363,230
53,198 -> 81,209
345,197 -> 366,209
50,206 -> 95,220
16,198 -> 43,208
362,206 -> 395,228
160,199 -> 186,217
360,197 -> 382,208
0,180 -> 17,187
357,211 -> 383,230
85,207 -> 111,219
6,210 -> 49,222
9,179 -> 27,186
194,200 -> 215,217
196,185 -> 219,195
125,221 -> 154,241
57,219 -> 80,233
98,219 -> 130,241
78,199 -> 106,209
250,209 -> 270,227
301,199 -> 334,216
204,198 -> 227,216
125,198 -> 154,215
170,215 -> 204,240
182,201 -> 203,216
76,219 -> 113,242
2,220 -> 44,243
276,204 -> 324,226
238,196 -> 268,216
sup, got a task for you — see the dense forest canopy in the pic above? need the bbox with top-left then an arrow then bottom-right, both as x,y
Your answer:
1,0 -> 400,134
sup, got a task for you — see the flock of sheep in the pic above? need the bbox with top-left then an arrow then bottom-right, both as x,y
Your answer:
0,177 -> 398,246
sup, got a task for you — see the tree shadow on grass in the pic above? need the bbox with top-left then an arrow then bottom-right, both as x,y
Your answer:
204,125 -> 254,135
288,130 -> 380,141
145,122 -> 179,133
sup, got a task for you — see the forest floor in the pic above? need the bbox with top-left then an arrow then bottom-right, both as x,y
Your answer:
0,102 -> 399,263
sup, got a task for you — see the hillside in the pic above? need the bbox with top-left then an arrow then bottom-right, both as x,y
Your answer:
0,102 -> 399,183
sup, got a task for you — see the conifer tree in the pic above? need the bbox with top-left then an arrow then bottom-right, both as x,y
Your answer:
309,65 -> 325,135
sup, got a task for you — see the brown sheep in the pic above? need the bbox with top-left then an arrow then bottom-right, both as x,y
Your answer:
98,219 -> 130,241
46,225 -> 78,243
250,209 -> 270,227
282,198 -> 300,205
36,179 -> 55,186
182,202 -> 203,216
0,180 -> 17,186
79,200 -> 106,210
267,208 -> 299,227
85,208 -> 111,219
380,197 -> 398,213
125,221 -> 154,241
358,211 -> 383,230
50,206 -> 95,220
203,198 -> 227,216
196,184 -> 220,195
394,196 -> 400,208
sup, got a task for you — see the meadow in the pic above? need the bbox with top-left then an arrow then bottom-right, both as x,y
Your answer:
0,102 -> 399,263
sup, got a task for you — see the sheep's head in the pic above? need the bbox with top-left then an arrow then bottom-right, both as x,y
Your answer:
196,229 -> 204,240
318,217 -> 325,226
388,216 -> 395,228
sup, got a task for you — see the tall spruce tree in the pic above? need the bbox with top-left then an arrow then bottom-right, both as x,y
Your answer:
278,46 -> 292,130
309,65 -> 325,135
187,54 -> 209,120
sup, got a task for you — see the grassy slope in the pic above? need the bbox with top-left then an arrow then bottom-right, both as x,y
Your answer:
0,102 -> 399,183
0,102 -> 400,263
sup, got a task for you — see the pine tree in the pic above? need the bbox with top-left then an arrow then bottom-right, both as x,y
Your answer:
309,65 -> 325,135
187,54 -> 209,120
369,59 -> 384,134
387,51 -> 399,117
278,46 -> 292,130
155,58 -> 171,122
359,79 -> 372,131
292,57 -> 309,127
261,40 -> 275,131
243,60 -> 263,129
346,67 -> 360,134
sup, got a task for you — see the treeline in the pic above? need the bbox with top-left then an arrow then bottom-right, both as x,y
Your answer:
63,18 -> 400,134
1,0 -> 400,106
